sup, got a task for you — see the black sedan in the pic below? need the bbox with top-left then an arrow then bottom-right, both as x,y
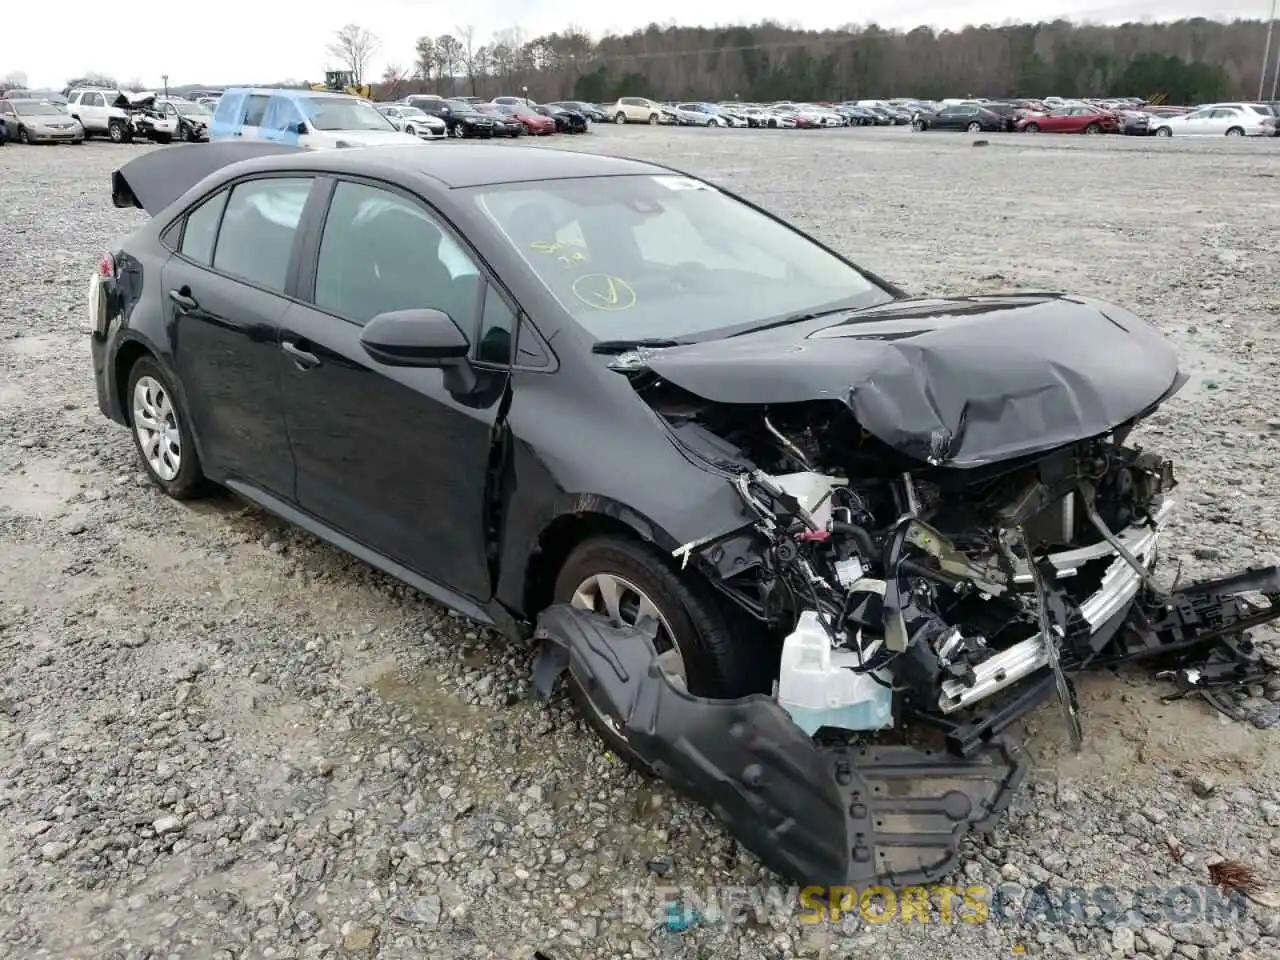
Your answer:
549,100 -> 608,123
473,103 -> 525,137
92,140 -> 1273,892
417,98 -> 504,138
911,103 -> 1008,133
536,104 -> 587,133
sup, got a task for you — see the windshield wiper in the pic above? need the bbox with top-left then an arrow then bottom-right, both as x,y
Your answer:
722,304 -> 868,340
591,338 -> 688,354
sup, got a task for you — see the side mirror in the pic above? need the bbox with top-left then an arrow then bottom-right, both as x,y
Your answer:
441,106 -> 451,115
360,308 -> 470,368
292,121 -> 308,135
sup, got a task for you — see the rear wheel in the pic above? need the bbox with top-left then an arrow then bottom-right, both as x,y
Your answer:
1155,126 -> 1172,138
1084,123 -> 1100,135
966,121 -> 982,133
648,113 -> 659,125
1226,126 -> 1244,136
553,537 -> 771,772
126,357 -> 208,500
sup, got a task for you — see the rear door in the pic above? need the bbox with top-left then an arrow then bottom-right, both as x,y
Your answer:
209,91 -> 247,140
278,177 -> 509,601
162,174 -> 317,495
239,93 -> 270,141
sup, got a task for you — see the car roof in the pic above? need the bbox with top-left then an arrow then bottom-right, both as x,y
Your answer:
223,87 -> 361,101
221,143 -> 667,189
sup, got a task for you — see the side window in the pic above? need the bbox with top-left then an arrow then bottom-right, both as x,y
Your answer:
475,284 -> 517,365
243,94 -> 269,127
84,93 -> 104,107
179,190 -> 229,265
212,177 -> 312,293
313,181 -> 482,327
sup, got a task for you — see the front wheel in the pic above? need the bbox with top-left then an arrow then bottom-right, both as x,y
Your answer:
614,112 -> 626,124
18,126 -> 30,144
1084,123 -> 1100,135
1155,126 -> 1172,138
912,119 -> 925,132
126,357 -> 209,500
404,125 -> 416,137
553,537 -> 771,772
648,113 -> 659,125
1023,122 -> 1040,133
1225,126 -> 1244,137
107,119 -> 130,143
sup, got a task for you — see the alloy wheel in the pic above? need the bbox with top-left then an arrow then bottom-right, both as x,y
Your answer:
132,376 -> 182,481
569,572 -> 687,687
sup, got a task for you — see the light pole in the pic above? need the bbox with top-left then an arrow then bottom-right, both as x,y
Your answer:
1263,0 -> 1277,101
161,73 -> 169,98
522,84 -> 529,105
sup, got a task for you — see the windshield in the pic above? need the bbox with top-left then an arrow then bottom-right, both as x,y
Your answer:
508,105 -> 538,117
14,101 -> 67,116
445,99 -> 478,114
471,174 -> 889,342
396,106 -> 427,118
301,96 -> 394,131
176,101 -> 213,117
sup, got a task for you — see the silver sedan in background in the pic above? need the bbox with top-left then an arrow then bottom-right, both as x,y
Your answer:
0,98 -> 84,144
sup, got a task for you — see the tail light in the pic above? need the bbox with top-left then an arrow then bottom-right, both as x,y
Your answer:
97,252 -> 115,280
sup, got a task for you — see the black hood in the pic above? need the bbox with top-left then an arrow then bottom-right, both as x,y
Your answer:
626,293 -> 1187,467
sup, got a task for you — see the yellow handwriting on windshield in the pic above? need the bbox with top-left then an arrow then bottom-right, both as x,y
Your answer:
571,274 -> 637,311
530,238 -> 589,269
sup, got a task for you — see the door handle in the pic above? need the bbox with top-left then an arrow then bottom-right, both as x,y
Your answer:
281,340 -> 321,369
168,288 -> 198,312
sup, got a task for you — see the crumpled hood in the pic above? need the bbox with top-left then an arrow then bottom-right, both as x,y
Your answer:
629,293 -> 1187,467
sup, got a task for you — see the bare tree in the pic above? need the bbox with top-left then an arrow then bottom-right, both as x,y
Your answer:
380,63 -> 410,99
0,70 -> 27,90
435,34 -> 463,94
327,24 -> 380,85
458,25 -> 481,95
413,36 -> 438,88
122,77 -> 145,92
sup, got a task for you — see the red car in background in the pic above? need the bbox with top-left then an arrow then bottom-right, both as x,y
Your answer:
496,103 -> 557,135
1015,104 -> 1119,134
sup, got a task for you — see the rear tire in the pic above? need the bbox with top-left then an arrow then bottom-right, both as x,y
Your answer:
967,121 -> 982,133
1023,122 -> 1040,133
1084,123 -> 1100,135
125,357 -> 209,501
552,537 -> 772,772
1155,126 -> 1172,138
1226,126 -> 1244,136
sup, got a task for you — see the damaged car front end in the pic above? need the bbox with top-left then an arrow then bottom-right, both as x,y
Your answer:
533,293 -> 1280,888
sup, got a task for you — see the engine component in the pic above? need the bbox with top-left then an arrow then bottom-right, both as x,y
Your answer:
775,610 -> 894,735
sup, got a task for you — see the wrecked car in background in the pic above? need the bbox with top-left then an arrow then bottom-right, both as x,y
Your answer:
95,141 -> 1280,891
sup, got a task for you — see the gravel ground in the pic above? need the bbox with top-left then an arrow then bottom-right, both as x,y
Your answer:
2,127 -> 1280,960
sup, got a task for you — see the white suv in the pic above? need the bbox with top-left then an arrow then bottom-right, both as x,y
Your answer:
66,88 -> 134,142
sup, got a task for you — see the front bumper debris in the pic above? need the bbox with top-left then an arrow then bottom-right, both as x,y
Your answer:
532,604 -> 1027,888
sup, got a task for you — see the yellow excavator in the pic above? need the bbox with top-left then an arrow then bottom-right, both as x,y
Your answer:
312,70 -> 372,100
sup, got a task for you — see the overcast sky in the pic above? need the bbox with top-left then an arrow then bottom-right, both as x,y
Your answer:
8,0 -> 1271,90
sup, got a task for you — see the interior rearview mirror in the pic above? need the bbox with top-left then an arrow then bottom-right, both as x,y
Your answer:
360,308 -> 471,368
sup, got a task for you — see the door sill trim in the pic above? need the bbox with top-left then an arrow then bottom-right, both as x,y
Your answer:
225,480 -> 495,626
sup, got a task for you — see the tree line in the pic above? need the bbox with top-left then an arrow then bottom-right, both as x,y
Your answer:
338,17 -> 1273,106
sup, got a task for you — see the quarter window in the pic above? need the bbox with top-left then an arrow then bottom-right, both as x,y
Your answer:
180,190 -> 229,265
211,177 -> 312,293
313,180 -> 482,327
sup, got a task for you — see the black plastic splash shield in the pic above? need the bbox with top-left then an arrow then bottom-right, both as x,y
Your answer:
532,604 -> 1027,889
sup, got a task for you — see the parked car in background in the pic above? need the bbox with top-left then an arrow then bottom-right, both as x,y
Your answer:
1015,104 -> 1119,134
156,98 -> 216,142
548,101 -> 609,122
535,104 -> 587,133
912,102 -> 1007,133
429,99 -> 506,138
610,97 -> 675,124
66,87 -> 135,142
1151,103 -> 1276,137
0,98 -> 84,144
473,103 -> 526,137
210,89 -> 423,148
375,103 -> 447,139
496,103 -> 557,135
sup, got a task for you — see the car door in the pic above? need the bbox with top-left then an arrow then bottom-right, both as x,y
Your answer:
162,175 -> 315,495
239,93 -> 270,141
260,95 -> 304,145
78,91 -> 107,132
934,106 -> 961,130
277,177 -> 510,601
1205,108 -> 1236,134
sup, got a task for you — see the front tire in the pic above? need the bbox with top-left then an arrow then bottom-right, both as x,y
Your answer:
18,126 -> 30,144
126,357 -> 208,500
1226,126 -> 1244,137
1155,126 -> 1172,137
614,112 -> 626,124
648,113 -> 659,125
107,119 -> 130,143
553,537 -> 770,771
1084,123 -> 1100,135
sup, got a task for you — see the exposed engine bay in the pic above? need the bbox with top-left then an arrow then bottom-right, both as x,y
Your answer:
533,365 -> 1280,890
